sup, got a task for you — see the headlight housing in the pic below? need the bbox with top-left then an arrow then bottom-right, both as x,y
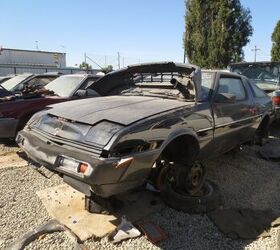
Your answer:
110,139 -> 163,157
26,110 -> 48,128
85,121 -> 123,145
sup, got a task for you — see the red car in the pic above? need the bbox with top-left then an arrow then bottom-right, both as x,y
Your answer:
0,74 -> 100,139
0,73 -> 60,97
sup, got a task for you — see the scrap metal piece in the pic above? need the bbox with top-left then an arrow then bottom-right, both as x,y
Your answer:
138,221 -> 167,244
8,219 -> 87,250
110,216 -> 141,244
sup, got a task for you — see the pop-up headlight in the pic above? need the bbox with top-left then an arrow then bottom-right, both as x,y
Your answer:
26,110 -> 48,128
85,121 -> 123,145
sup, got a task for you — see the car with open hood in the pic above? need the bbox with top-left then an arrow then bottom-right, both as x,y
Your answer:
0,74 -> 100,139
17,62 -> 273,212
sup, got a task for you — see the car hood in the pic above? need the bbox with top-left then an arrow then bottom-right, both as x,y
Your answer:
255,82 -> 279,93
47,96 -> 191,126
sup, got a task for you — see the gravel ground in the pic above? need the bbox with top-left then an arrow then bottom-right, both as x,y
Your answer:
0,140 -> 19,155
0,123 -> 280,250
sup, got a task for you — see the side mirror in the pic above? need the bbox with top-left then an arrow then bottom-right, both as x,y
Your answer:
75,89 -> 87,97
214,93 -> 236,103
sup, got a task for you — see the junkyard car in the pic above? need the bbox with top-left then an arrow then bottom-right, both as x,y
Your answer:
0,75 -> 13,84
17,62 -> 273,205
0,72 -> 61,97
0,74 -> 100,139
272,90 -> 280,120
229,62 -> 280,94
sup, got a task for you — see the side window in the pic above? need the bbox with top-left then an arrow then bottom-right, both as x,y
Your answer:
79,78 -> 96,90
247,80 -> 267,98
218,77 -> 247,101
27,76 -> 56,87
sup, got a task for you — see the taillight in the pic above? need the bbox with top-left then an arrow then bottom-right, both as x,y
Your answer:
78,163 -> 89,173
273,96 -> 280,105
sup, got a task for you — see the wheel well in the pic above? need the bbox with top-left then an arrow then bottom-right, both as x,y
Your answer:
161,134 -> 200,166
257,115 -> 270,137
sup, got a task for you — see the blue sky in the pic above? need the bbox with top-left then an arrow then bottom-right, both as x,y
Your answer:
0,0 -> 279,68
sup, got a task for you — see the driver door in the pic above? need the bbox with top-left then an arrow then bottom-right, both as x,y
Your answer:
212,75 -> 255,153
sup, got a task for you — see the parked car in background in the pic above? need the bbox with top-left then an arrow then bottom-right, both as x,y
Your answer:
0,74 -> 100,139
229,62 -> 280,122
0,75 -> 13,84
0,75 -> 14,97
272,90 -> 280,121
0,72 -> 61,97
17,62 -> 273,213
229,62 -> 280,94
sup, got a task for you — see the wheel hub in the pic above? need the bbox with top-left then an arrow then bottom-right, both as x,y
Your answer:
177,162 -> 205,195
155,161 -> 205,195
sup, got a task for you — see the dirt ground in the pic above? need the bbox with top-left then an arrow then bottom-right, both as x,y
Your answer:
0,122 -> 280,249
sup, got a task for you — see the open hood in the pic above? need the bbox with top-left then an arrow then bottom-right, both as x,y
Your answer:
90,62 -> 202,101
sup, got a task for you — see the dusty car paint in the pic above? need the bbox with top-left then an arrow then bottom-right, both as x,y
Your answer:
17,62 -> 273,198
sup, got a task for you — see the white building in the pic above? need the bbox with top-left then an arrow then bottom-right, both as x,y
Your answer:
0,48 -> 66,67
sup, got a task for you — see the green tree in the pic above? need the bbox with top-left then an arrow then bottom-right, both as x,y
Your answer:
271,20 -> 280,61
184,0 -> 253,68
101,65 -> 113,74
79,61 -> 92,70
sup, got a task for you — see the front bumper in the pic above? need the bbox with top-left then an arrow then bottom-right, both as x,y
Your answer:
17,129 -> 159,197
0,118 -> 19,138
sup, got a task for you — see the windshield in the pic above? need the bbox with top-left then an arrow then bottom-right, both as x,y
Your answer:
45,75 -> 85,97
231,65 -> 280,85
1,74 -> 32,91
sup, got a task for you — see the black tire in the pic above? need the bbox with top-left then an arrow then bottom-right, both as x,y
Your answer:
161,180 -> 222,214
